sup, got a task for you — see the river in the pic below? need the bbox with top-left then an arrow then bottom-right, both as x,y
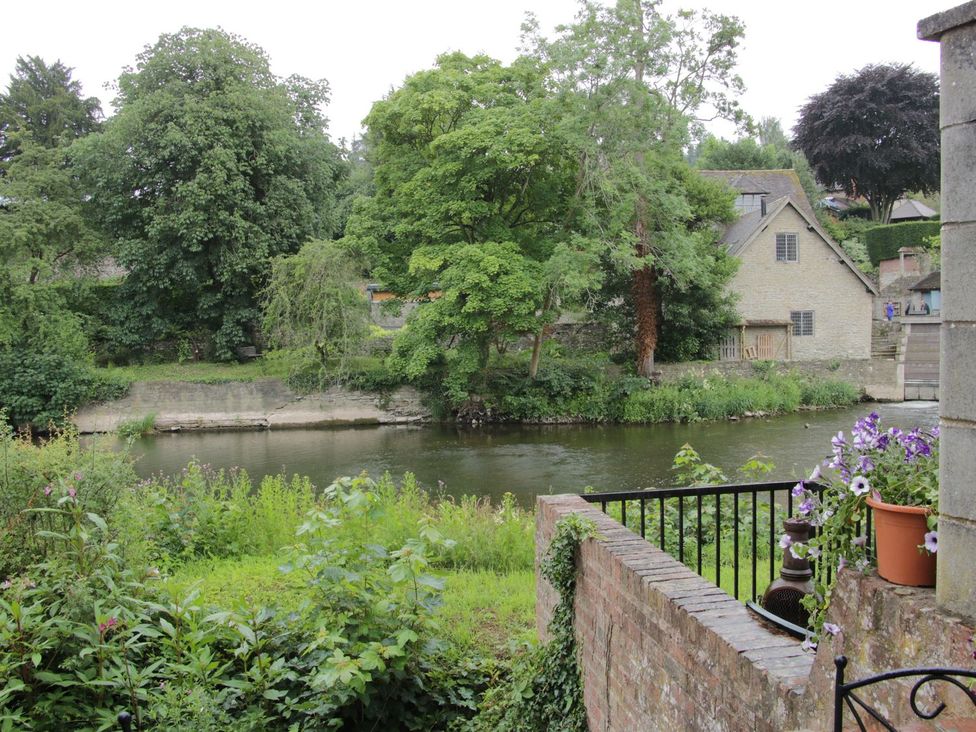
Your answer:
116,402 -> 939,505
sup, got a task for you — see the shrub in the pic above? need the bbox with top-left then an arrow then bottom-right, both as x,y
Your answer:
0,424 -> 136,577
0,347 -> 126,430
0,477 -> 489,730
864,221 -> 940,265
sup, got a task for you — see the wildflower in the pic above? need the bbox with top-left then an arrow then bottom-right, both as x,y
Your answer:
0,579 -> 11,590
823,623 -> 841,636
923,531 -> 938,554
67,487 -> 77,498
802,638 -> 818,652
43,485 -> 52,496
778,534 -> 793,550
73,471 -> 84,482
849,476 -> 870,497
791,482 -> 805,498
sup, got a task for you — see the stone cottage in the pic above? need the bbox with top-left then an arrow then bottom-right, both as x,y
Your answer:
701,170 -> 878,361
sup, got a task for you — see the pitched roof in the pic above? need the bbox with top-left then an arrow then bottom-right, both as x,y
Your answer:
909,270 -> 941,291
699,169 -> 817,219
890,199 -> 938,221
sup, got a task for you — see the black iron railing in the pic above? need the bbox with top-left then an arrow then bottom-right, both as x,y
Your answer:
582,481 -> 871,605
833,655 -> 976,731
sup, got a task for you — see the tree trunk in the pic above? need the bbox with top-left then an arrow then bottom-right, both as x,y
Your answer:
529,289 -> 556,380
633,263 -> 658,378
631,0 -> 658,379
529,326 -> 549,380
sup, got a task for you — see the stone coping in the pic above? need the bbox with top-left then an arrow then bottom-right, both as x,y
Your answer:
919,1 -> 976,40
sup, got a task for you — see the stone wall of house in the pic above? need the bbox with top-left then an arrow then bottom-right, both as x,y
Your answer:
732,205 -> 874,360
655,357 -> 903,402
536,495 -> 976,731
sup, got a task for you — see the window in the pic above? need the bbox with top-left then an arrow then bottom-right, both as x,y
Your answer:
791,310 -> 814,337
776,233 -> 798,262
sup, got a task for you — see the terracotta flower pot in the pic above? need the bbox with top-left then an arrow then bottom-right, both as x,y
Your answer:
866,495 -> 936,587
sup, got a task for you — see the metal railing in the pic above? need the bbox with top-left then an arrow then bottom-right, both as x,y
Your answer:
582,481 -> 871,605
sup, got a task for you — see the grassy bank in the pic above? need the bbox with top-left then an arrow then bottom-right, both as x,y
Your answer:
0,433 -> 539,729
94,355 -> 861,428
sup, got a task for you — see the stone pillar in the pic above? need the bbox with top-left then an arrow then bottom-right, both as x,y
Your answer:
919,2 -> 976,618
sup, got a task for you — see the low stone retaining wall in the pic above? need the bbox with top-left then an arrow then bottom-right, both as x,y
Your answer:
536,495 -> 975,731
656,358 -> 904,402
73,380 -> 430,433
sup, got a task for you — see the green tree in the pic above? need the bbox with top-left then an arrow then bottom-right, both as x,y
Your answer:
347,53 -> 599,384
75,28 -> 344,359
526,0 -> 746,375
0,56 -> 101,160
262,240 -> 370,380
793,63 -> 939,223
389,241 -> 543,403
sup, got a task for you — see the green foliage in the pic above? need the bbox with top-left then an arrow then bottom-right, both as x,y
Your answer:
389,242 -> 544,400
789,414 -> 939,644
863,221 -> 941,265
262,240 -> 371,383
117,463 -> 318,567
0,342 -> 126,430
470,513 -> 594,732
0,423 -> 136,578
0,55 -> 101,159
620,372 -> 858,423
794,64 -> 940,223
74,27 -> 344,359
115,413 -> 156,439
0,476 -> 489,730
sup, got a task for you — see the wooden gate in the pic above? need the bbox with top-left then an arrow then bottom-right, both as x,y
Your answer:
719,332 -> 739,361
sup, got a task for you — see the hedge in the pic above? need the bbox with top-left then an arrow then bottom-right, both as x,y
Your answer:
864,221 -> 940,265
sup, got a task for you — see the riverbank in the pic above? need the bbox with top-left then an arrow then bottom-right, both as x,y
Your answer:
74,357 -> 896,434
74,380 -> 431,433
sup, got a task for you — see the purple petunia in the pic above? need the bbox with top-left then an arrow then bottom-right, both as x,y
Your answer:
779,534 -> 793,550
823,622 -> 841,636
792,482 -> 805,498
923,531 -> 938,554
798,498 -> 816,516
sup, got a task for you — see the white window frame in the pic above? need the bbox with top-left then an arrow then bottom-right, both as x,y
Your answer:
776,232 -> 799,262
791,310 -> 814,337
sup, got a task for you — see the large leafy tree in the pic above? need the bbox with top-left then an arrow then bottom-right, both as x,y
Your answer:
75,28 -> 344,358
0,59 -> 112,429
793,63 -> 939,224
347,53 -> 600,383
0,56 -> 101,160
526,0 -> 746,375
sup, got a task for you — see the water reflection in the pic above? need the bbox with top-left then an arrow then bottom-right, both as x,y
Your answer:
122,402 -> 938,504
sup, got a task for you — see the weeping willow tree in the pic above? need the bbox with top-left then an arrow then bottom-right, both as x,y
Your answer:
262,240 -> 370,382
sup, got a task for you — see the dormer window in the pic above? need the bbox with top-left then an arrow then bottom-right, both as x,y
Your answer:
776,233 -> 798,262
734,193 -> 765,214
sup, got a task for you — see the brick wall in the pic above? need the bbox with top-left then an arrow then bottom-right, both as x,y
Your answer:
537,495 -> 976,731
536,495 -> 810,732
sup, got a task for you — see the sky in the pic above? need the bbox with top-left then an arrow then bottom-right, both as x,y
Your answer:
1,0 -> 949,145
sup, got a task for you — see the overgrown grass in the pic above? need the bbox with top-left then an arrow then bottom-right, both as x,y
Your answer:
164,557 -> 537,661
116,412 -> 156,438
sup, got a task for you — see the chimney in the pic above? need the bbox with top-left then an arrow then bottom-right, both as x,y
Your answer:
760,196 -> 767,217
